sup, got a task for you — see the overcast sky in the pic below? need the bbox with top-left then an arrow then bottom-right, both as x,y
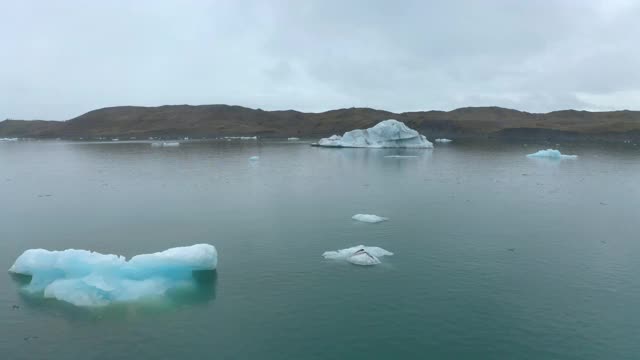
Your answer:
2,0 -> 639,120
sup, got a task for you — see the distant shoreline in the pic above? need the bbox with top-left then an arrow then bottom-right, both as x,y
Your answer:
2,105 -> 639,141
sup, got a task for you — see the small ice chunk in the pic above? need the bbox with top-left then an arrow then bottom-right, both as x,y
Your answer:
287,137 -> 300,141
249,156 -> 260,161
0,138 -> 19,141
322,245 -> 393,266
435,138 -> 452,143
8,244 -> 217,307
317,120 -> 433,148
352,214 -> 388,223
384,155 -> 417,158
527,149 -> 577,159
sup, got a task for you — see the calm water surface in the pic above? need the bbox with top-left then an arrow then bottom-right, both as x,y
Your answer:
1,139 -> 639,359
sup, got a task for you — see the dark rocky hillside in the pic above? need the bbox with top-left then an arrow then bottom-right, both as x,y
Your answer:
2,105 -> 640,140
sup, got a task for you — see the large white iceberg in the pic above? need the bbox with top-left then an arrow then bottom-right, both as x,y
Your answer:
352,214 -> 388,223
317,120 -> 433,148
322,245 -> 393,266
527,149 -> 577,159
8,244 -> 217,307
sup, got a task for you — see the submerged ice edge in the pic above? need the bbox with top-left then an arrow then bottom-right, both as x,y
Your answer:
9,244 -> 217,307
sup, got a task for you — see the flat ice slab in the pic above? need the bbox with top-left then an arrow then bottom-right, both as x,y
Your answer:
151,142 -> 180,147
9,244 -> 218,307
224,136 -> 257,140
287,137 -> 300,141
352,214 -> 388,223
323,245 -> 393,266
249,156 -> 260,161
527,149 -> 577,159
435,138 -> 452,143
317,120 -> 433,148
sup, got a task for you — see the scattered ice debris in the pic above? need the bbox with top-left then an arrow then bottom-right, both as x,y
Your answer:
435,138 -> 452,143
317,120 -> 433,148
8,244 -> 218,307
0,137 -> 18,141
527,149 -> 577,159
287,137 -> 300,141
249,156 -> 260,161
352,214 -> 388,223
151,142 -> 180,147
322,245 -> 393,266
384,155 -> 418,158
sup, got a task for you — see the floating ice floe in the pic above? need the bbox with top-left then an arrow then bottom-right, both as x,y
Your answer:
8,244 -> 218,307
224,136 -> 257,140
352,214 -> 388,223
0,137 -> 18,141
249,156 -> 260,161
527,149 -> 577,159
435,138 -> 452,143
317,120 -> 433,148
322,245 -> 393,266
287,137 -> 300,141
384,155 -> 418,158
151,142 -> 180,147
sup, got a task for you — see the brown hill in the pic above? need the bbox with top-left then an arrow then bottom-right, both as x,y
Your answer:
2,105 -> 640,140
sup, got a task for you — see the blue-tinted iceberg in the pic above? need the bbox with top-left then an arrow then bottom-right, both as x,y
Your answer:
317,120 -> 433,148
527,149 -> 577,159
8,244 -> 217,307
322,245 -> 393,266
352,214 -> 388,223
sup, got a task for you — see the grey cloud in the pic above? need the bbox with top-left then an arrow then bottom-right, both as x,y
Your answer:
1,0 -> 639,119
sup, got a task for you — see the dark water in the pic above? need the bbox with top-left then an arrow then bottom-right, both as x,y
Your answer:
1,139 -> 639,359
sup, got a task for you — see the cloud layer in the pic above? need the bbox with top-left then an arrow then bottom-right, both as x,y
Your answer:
2,0 -> 639,119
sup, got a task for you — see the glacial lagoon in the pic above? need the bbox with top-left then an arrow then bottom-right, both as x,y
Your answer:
1,139 -> 639,359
